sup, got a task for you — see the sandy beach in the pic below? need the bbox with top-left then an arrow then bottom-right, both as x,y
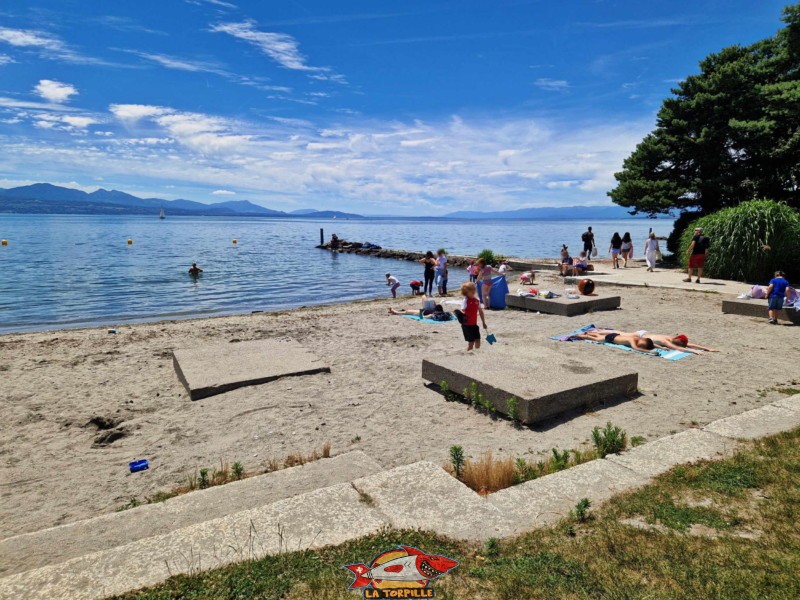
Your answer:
1,267 -> 796,538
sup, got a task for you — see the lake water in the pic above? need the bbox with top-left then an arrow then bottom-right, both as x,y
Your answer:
0,215 -> 671,333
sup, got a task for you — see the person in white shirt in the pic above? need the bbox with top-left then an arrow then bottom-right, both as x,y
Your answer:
644,232 -> 660,272
385,273 -> 400,298
498,260 -> 511,275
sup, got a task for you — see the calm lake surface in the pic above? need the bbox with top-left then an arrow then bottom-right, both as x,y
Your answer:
0,215 -> 672,333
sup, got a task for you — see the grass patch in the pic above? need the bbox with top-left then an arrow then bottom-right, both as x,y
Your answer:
775,387 -> 800,395
112,428 -> 800,600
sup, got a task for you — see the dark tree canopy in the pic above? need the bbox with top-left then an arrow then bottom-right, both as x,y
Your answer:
609,4 -> 800,217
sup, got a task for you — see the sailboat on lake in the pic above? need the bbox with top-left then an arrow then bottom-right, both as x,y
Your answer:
159,208 -> 166,220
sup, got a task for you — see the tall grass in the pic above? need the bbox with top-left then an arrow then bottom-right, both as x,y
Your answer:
679,200 -> 800,282
461,451 -> 516,495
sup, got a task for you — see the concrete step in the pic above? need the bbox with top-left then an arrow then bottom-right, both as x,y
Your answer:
0,450 -> 376,577
0,460 -> 489,600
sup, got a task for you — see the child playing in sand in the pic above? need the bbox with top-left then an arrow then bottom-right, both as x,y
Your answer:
454,282 -> 487,351
385,273 -> 400,298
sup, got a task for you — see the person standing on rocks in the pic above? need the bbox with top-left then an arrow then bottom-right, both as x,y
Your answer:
581,226 -> 595,261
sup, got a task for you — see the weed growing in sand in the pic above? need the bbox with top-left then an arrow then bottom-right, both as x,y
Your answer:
350,435 -> 361,444
232,462 -> 245,480
513,458 -> 537,484
198,468 -> 210,489
322,441 -> 331,458
550,449 -> 571,472
116,497 -> 142,512
460,451 -> 515,495
775,387 -> 800,395
630,435 -> 647,447
592,422 -> 627,457
506,397 -> 519,422
449,445 -> 466,479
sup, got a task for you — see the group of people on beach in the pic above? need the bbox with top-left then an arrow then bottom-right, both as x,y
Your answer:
559,226 -> 662,276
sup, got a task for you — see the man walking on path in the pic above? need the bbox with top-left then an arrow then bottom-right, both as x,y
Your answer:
581,227 -> 595,261
684,227 -> 710,283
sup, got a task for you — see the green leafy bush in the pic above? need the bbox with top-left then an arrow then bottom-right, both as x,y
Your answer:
477,249 -> 504,265
679,200 -> 800,281
591,422 -> 627,458
449,445 -> 465,479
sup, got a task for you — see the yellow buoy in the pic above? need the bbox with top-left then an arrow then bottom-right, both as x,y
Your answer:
1,239 -> 7,246
127,239 -> 133,245
232,239 -> 238,245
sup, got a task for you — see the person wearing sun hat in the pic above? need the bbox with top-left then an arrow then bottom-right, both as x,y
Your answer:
684,226 -> 710,283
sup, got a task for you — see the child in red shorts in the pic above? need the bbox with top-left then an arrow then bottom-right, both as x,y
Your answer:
454,282 -> 487,351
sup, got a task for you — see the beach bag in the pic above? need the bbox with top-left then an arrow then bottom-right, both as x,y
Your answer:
750,285 -> 766,299
591,245 -> 598,257
656,248 -> 663,262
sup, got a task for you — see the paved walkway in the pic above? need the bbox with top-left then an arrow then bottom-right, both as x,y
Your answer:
521,257 -> 746,296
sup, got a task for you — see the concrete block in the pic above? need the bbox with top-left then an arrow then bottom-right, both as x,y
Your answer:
173,338 -> 330,400
771,395 -> 800,413
606,430 -> 737,478
354,462 -> 512,540
421,346 -> 638,424
704,405 -> 800,440
0,452 -> 376,576
488,460 -> 648,534
721,298 -> 800,324
506,294 -> 621,316
0,483 -> 387,600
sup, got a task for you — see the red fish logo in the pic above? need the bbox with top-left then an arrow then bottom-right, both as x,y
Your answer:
344,545 -> 458,598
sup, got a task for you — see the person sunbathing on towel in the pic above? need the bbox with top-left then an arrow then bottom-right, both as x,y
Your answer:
589,329 -> 718,355
575,330 -> 657,353
388,295 -> 437,316
639,332 -> 718,354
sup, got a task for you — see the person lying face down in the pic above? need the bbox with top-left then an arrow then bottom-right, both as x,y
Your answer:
587,329 -> 718,355
575,330 -> 656,353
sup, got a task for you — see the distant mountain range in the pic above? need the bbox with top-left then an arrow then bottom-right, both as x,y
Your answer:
0,182 -> 656,220
0,183 -> 363,219
443,205 -> 643,219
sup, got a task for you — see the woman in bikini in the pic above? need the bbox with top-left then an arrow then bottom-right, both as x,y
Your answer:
475,258 -> 499,309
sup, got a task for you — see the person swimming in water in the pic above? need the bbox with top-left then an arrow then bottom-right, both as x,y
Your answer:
188,263 -> 203,276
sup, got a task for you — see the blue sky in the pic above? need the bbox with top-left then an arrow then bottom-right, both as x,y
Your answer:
0,0 -> 789,214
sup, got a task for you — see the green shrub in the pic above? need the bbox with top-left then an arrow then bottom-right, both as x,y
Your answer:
449,445 -> 465,479
506,397 -> 519,422
477,249 -> 504,265
198,467 -> 210,489
232,461 -> 245,480
550,449 -> 571,472
679,200 -> 800,281
591,422 -> 627,458
573,498 -> 591,523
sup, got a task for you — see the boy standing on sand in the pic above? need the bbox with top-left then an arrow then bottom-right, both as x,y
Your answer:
766,270 -> 790,324
454,282 -> 487,351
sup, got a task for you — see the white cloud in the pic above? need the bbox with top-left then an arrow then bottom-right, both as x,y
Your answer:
188,0 -> 237,8
34,80 -> 78,103
2,102 -> 653,213
210,20 -> 345,82
126,51 -> 230,75
0,26 -> 110,65
61,115 -> 97,129
212,189 -> 236,195
0,96 -> 78,112
534,78 -> 569,92
0,54 -> 13,66
110,104 -> 169,122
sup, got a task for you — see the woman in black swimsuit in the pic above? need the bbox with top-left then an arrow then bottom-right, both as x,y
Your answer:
419,251 -> 436,296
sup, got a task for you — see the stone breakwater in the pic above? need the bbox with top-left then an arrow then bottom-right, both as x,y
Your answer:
316,241 -> 476,267
316,241 -> 561,271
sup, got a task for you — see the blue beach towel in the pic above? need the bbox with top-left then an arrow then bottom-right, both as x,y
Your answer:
550,324 -> 694,361
402,314 -> 455,324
